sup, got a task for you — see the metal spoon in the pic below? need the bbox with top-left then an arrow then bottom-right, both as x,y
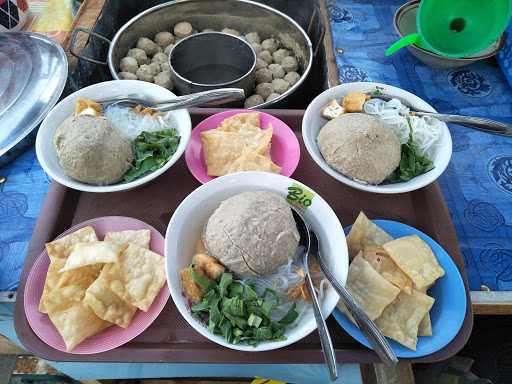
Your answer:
310,230 -> 398,367
291,209 -> 338,381
368,94 -> 512,137
94,88 -> 245,112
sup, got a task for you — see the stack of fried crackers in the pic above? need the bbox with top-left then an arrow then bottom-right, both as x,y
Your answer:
39,226 -> 166,351
340,212 -> 445,350
201,112 -> 281,176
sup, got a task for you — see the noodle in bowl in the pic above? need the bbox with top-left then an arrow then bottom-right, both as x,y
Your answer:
302,82 -> 452,194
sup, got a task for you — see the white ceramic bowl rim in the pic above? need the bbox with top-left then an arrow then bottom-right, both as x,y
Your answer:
35,80 -> 192,193
302,82 -> 453,194
164,171 -> 348,351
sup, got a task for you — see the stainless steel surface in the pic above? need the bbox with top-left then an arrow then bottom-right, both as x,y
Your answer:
170,33 -> 255,98
292,209 -> 338,381
370,95 -> 512,137
313,231 -> 398,367
96,88 -> 245,111
394,0 -> 504,69
75,0 -> 312,109
0,32 -> 67,159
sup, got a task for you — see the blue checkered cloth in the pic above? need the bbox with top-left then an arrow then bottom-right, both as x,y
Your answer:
327,0 -> 512,291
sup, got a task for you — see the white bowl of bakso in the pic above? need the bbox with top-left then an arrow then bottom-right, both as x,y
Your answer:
36,80 -> 191,193
165,171 -> 348,351
302,82 -> 452,194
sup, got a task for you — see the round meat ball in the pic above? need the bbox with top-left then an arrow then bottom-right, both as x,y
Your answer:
160,62 -> 170,72
284,71 -> 300,86
127,48 -> 148,65
204,191 -> 299,276
154,31 -> 175,48
317,114 -> 401,184
164,44 -> 174,55
271,78 -> 290,94
119,72 -> 137,80
120,56 -> 138,74
221,28 -> 240,36
136,64 -> 155,82
174,21 -> 193,38
154,71 -> 173,89
266,93 -> 280,102
268,63 -> 285,79
151,52 -> 168,64
244,94 -> 264,108
255,83 -> 273,100
148,62 -> 161,75
261,38 -> 279,53
255,68 -> 273,84
245,32 -> 260,44
281,56 -> 299,73
257,50 -> 272,64
272,48 -> 290,64
255,58 -> 268,70
250,43 -> 262,54
136,37 -> 159,56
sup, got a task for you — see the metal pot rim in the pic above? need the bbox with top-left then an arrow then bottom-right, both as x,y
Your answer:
169,32 -> 257,89
107,0 -> 313,109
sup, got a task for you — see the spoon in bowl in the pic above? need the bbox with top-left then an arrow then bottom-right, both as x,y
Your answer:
291,208 -> 337,381
94,88 -> 245,112
291,207 -> 398,367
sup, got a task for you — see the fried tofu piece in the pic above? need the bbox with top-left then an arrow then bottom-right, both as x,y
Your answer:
342,92 -> 370,113
320,99 -> 345,119
192,253 -> 225,280
180,268 -> 203,304
75,97 -> 102,117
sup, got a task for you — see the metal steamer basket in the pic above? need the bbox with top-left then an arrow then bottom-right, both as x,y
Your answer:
70,0 -> 314,109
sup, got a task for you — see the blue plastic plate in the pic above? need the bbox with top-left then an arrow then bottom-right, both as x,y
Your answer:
332,219 -> 467,358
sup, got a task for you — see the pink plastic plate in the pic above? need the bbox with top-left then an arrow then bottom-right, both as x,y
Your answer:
185,109 -> 301,184
24,216 -> 170,354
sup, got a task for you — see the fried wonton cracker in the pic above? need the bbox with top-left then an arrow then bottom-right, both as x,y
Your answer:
48,302 -> 111,351
45,226 -> 98,262
218,112 -> 261,131
84,274 -> 137,328
375,289 -> 435,350
104,229 -> 151,249
38,258 -> 66,313
226,149 -> 281,174
338,253 -> 400,321
362,245 -> 413,294
59,241 -> 123,272
418,287 -> 433,336
101,244 -> 166,311
346,212 -> 393,259
201,130 -> 246,176
43,263 -> 103,314
383,235 -> 445,290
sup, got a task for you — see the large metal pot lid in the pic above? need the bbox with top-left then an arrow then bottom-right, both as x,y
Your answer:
0,32 -> 67,158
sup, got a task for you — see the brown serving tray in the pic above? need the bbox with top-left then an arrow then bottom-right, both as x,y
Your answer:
14,109 -> 473,364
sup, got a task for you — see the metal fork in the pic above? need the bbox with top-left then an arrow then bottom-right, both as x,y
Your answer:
369,94 -> 512,137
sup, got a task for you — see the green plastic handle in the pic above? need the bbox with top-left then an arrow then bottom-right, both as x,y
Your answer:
385,33 -> 421,56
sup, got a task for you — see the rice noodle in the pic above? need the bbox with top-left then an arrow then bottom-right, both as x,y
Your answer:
104,105 -> 177,140
363,98 -> 443,160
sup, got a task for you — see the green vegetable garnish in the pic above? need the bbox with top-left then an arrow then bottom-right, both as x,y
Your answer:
123,128 -> 180,182
189,270 -> 300,346
388,118 -> 434,183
